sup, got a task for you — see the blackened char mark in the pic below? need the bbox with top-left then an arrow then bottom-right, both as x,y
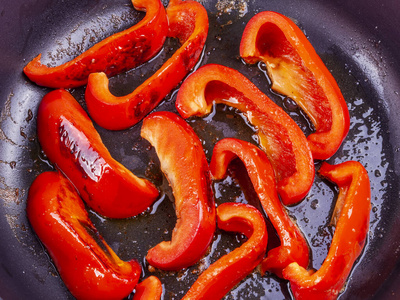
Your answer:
133,90 -> 161,120
200,156 -> 214,212
180,35 -> 203,72
105,33 -> 154,77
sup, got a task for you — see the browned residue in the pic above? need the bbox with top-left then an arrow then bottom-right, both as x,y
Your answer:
0,92 -> 29,150
215,0 -> 249,17
0,176 -> 24,207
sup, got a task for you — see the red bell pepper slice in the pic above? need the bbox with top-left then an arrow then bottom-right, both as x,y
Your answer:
175,64 -> 314,205
23,0 -> 168,88
37,89 -> 159,218
27,171 -> 141,300
210,138 -> 309,277
182,202 -> 268,300
140,111 -> 216,270
85,0 -> 208,130
133,276 -> 162,300
283,161 -> 371,300
240,11 -> 350,160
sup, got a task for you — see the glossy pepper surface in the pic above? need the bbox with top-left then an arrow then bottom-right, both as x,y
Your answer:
240,11 -> 350,160
141,111 -> 216,270
37,89 -> 158,219
182,203 -> 268,300
210,138 -> 309,277
85,0 -> 208,130
133,276 -> 162,300
24,0 -> 168,88
283,161 -> 371,300
175,63 -> 314,205
27,171 -> 141,300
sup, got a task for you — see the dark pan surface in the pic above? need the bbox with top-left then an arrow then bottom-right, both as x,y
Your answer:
1,0 -> 400,299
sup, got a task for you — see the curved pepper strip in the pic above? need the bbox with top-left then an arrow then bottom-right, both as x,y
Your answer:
283,161 -> 371,300
85,0 -> 208,130
175,64 -> 314,205
23,0 -> 168,88
210,138 -> 309,278
240,11 -> 350,160
182,203 -> 268,300
133,276 -> 163,300
141,111 -> 216,270
27,171 -> 141,300
37,89 -> 159,218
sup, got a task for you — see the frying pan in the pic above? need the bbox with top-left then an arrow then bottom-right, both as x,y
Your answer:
1,0 -> 400,299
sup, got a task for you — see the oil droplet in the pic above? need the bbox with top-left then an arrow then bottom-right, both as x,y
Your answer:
311,199 -> 319,210
283,97 -> 298,112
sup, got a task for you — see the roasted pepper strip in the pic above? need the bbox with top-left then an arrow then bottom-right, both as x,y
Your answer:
37,89 -> 158,218
133,276 -> 162,300
283,161 -> 371,300
175,64 -> 314,205
240,11 -> 350,160
23,0 -> 168,88
141,111 -> 216,270
182,203 -> 268,300
210,138 -> 309,277
27,171 -> 141,300
85,0 -> 208,130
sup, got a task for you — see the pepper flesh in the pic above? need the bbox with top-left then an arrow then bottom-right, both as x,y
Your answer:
283,161 -> 371,300
23,0 -> 168,88
37,89 -> 158,219
27,171 -> 141,300
85,0 -> 208,130
133,276 -> 162,300
141,111 -> 216,270
210,138 -> 309,277
175,63 -> 314,205
240,11 -> 350,160
182,203 -> 268,300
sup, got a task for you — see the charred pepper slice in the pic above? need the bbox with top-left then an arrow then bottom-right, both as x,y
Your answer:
141,111 -> 216,270
23,0 -> 168,88
85,0 -> 208,130
210,138 -> 309,277
37,89 -> 159,219
27,171 -> 141,300
175,63 -> 314,205
240,11 -> 350,160
283,161 -> 371,300
182,203 -> 268,300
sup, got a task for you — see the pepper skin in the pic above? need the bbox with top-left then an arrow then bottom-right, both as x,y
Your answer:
23,0 -> 168,88
27,171 -> 141,300
175,64 -> 314,205
133,276 -> 162,300
37,89 -> 159,219
210,138 -> 309,278
240,11 -> 350,160
283,161 -> 371,300
182,203 -> 268,300
85,0 -> 208,130
141,111 -> 216,270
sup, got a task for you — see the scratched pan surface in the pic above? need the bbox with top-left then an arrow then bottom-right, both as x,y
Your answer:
1,0 -> 400,299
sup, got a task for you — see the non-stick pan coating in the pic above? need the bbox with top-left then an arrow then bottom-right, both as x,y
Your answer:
0,0 -> 400,299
